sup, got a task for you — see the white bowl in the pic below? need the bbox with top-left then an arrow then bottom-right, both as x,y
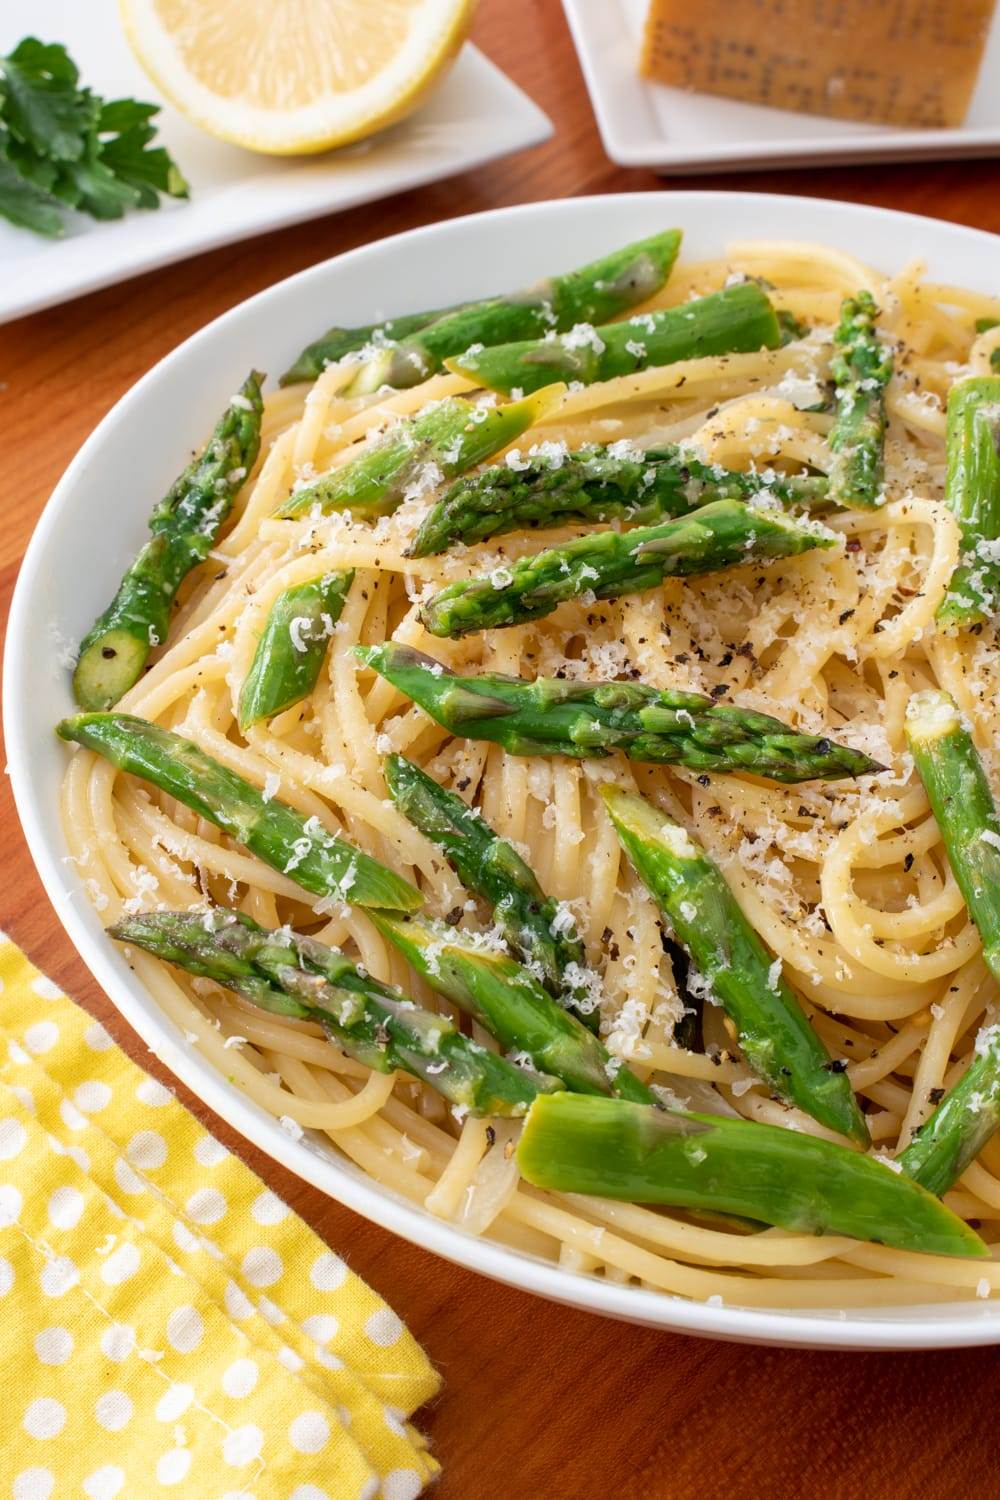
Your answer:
9,191 -> 1000,1351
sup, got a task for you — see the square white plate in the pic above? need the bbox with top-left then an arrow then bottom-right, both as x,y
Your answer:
562,0 -> 1000,172
0,0 -> 552,324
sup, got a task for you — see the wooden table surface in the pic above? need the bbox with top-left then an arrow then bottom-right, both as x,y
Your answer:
4,4 -> 1000,1495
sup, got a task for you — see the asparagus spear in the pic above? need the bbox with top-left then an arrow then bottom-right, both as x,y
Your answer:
896,689 -> 1000,1192
936,377 -> 1000,625
897,1028 -> 1000,1197
342,231 -> 683,397
357,643 -> 883,783
904,690 -> 1000,981
777,309 -> 809,345
369,910 -> 653,1104
384,754 -> 598,1030
280,305 -> 462,386
56,712 -> 420,912
827,292 -> 893,510
112,908 -> 558,1117
275,389 -> 557,521
408,442 -> 831,557
238,569 -> 353,731
419,498 -> 837,638
517,1094 -> 985,1258
73,371 -> 265,711
447,282 -> 781,397
602,787 -> 869,1144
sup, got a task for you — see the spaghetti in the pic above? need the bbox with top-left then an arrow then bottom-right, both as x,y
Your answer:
61,239 -> 1000,1308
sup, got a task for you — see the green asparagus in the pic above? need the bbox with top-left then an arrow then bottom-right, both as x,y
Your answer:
369,910 -> 652,1104
384,754 -> 598,1030
602,787 -> 869,1144
904,690 -> 1000,982
408,442 -> 831,557
937,377 -> 1000,625
341,230 -> 683,397
56,712 -> 420,912
516,1094 -> 985,1258
827,292 -> 893,510
280,305 -> 462,386
419,498 -> 836,638
357,643 -> 883,782
777,309 -> 809,345
897,1027 -> 1000,1197
275,389 -> 556,521
112,908 -> 558,1117
447,282 -> 781,397
896,689 -> 1000,1192
73,371 -> 265,711
238,569 -> 353,731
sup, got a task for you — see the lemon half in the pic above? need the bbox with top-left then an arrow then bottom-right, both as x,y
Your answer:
120,0 -> 477,155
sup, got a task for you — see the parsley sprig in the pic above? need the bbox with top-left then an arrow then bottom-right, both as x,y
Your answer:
0,37 -> 188,237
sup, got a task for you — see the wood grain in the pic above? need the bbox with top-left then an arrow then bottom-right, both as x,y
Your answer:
3,4 -> 1000,1494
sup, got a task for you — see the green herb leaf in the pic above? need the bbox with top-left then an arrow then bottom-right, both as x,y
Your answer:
0,36 -> 189,237
100,122 -> 189,205
1,37 -> 89,161
97,97 -> 159,133
0,149 -> 63,235
57,145 -> 142,219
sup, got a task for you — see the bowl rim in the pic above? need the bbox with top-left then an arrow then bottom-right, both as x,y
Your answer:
9,188 -> 1000,1351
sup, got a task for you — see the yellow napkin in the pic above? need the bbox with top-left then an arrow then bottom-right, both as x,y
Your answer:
0,933 -> 440,1500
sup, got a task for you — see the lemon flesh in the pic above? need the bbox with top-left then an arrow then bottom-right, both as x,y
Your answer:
120,0 -> 476,154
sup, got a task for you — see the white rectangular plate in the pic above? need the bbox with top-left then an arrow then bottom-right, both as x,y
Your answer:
0,0 -> 551,324
562,0 -> 1000,172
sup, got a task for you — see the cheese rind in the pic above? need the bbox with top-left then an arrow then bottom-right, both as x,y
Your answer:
640,0 -> 996,129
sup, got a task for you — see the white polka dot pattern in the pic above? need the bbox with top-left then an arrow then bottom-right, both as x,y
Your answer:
193,1135 -> 229,1167
12,1468 -> 55,1500
83,1022 -> 113,1051
221,1358 -> 259,1398
241,1246 -> 284,1288
154,1383 -> 195,1423
82,1466 -> 125,1499
135,1078 -> 171,1108
251,1189 -> 290,1225
155,1448 -> 192,1486
0,1116 -> 27,1159
383,1469 -> 426,1500
222,1423 -> 264,1466
365,1308 -> 404,1348
302,1313 -> 339,1344
23,1021 -> 59,1056
0,937 -> 440,1499
99,1324 -> 135,1363
73,1081 -> 112,1114
34,1327 -> 73,1366
124,1129 -> 167,1170
99,1242 -> 141,1286
185,1186 -> 227,1224
23,1399 -> 67,1439
0,1183 -> 23,1226
39,1256 -> 79,1298
94,1390 -> 133,1432
289,1410 -> 331,1453
47,1185 -> 84,1230
165,1305 -> 204,1353
310,1252 -> 348,1291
